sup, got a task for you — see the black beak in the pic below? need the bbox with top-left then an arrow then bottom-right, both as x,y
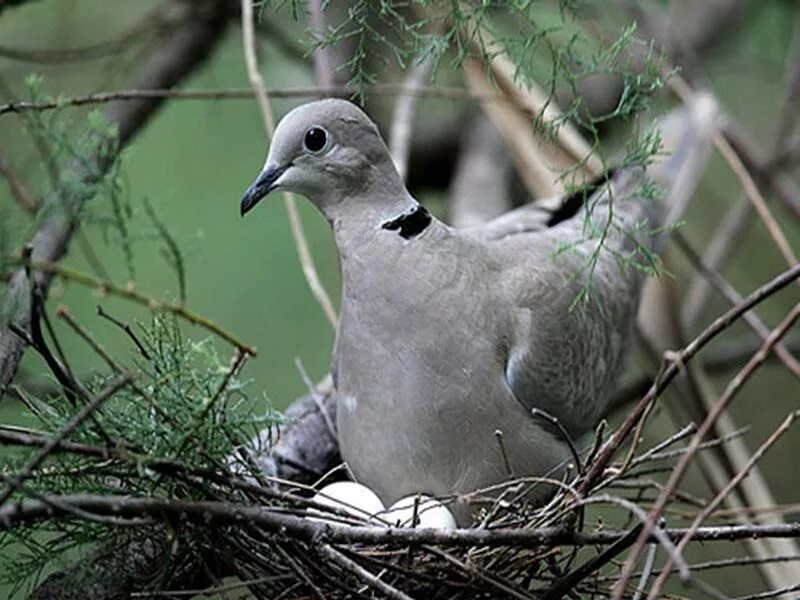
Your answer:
240,163 -> 288,216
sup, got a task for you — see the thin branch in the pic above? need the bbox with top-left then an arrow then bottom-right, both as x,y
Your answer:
389,56 -> 433,181
577,495 -> 689,580
0,85 -> 509,117
649,409 -> 800,597
294,358 -> 337,441
722,120 -> 800,223
129,575 -> 294,598
3,493 -> 800,548
241,0 -> 337,327
0,472 -> 150,527
657,554 -> 800,576
424,545 -> 536,600
673,232 -> 800,378
681,197 -> 752,328
711,503 -> 800,520
56,306 -> 124,373
615,303 -> 800,599
633,542 -> 658,600
578,261 -> 800,499
0,154 -> 40,213
0,374 -> 132,508
541,525 -> 643,600
712,128 -> 798,267
18,258 -> 256,355
731,582 -> 800,600
96,304 -> 152,360
17,262 -> 117,447
318,544 -> 414,600
0,426 -> 329,512
0,427 -> 117,460
608,334 -> 800,412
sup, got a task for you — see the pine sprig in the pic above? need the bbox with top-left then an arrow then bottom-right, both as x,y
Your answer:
142,196 -> 187,305
0,314 -> 276,590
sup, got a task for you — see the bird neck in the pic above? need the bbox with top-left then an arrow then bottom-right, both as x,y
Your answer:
328,184 -> 424,249
380,204 -> 432,239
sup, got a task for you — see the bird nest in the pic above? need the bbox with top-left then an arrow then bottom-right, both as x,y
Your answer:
23,417 -> 751,600
5,359 -> 793,600
173,421 -> 749,600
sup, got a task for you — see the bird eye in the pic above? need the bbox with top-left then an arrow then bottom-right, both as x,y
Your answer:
303,127 -> 328,153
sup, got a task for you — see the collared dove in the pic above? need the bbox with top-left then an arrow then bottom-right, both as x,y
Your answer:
240,95 -> 717,523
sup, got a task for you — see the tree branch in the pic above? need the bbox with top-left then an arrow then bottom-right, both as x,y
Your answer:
0,153 -> 40,213
3,493 -> 800,548
0,374 -> 132,508
0,0 -> 230,395
614,303 -> 800,598
578,261 -> 800,499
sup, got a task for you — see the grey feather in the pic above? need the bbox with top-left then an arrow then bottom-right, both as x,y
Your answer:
240,94 -> 718,523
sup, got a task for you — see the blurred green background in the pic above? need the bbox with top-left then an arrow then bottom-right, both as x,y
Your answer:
1,1 -> 799,598
0,1 -> 340,414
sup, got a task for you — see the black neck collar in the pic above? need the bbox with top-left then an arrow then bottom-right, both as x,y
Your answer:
381,205 -> 431,239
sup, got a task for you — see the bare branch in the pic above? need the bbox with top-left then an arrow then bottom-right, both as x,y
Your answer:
608,334 -> 800,411
0,85 -> 513,117
723,123 -> 800,221
18,259 -> 256,356
712,127 -> 798,267
682,197 -> 752,328
615,303 -> 800,599
241,0 -> 337,327
318,544 -> 414,600
389,57 -> 433,182
673,233 -> 800,378
448,113 -> 512,228
649,409 -> 800,597
579,261 -> 800,500
0,154 -> 40,213
3,493 -> 800,548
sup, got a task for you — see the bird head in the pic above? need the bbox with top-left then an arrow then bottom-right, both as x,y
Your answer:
240,99 -> 399,217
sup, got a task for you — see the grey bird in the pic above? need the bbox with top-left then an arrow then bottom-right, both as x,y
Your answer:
240,95 -> 717,522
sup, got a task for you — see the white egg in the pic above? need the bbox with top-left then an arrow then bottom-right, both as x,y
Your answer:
382,494 -> 456,530
307,481 -> 385,525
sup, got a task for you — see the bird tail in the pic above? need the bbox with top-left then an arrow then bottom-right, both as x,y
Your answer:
471,91 -> 720,254
589,90 -> 720,263
645,91 -> 720,245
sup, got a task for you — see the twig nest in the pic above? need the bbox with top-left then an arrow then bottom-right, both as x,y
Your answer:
307,481 -> 385,524
383,494 -> 456,529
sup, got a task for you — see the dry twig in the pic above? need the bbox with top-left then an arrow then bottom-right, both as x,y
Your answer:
614,303 -> 800,598
241,0 -> 337,327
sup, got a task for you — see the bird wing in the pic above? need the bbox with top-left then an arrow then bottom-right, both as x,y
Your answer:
490,93 -> 719,435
